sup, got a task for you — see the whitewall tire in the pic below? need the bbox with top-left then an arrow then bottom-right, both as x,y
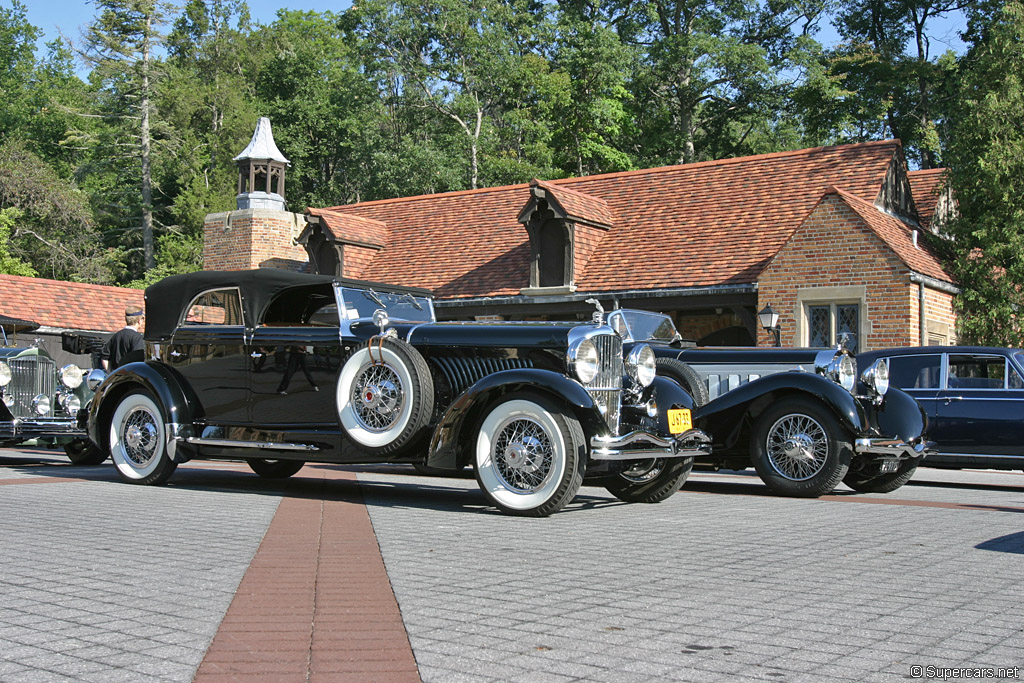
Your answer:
474,395 -> 584,517
108,391 -> 177,485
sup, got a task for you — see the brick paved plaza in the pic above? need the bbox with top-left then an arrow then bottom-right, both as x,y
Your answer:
1,446 -> 1022,682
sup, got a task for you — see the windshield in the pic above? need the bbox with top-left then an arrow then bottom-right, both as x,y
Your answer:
608,310 -> 680,342
338,287 -> 435,323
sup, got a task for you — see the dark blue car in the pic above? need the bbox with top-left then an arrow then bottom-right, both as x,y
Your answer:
857,346 -> 1024,470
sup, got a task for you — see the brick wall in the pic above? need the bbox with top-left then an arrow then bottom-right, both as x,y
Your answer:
758,194 -> 953,350
203,209 -> 309,271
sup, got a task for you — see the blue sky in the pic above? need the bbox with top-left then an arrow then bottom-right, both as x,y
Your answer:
24,0 -> 353,50
24,0 -> 966,64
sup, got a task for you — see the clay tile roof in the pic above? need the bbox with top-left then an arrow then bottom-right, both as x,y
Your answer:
307,207 -> 389,248
309,140 -> 903,298
908,168 -> 947,230
0,274 -> 144,333
532,179 -> 616,228
829,187 -> 952,283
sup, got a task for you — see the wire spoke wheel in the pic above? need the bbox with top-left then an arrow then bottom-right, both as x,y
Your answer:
492,417 -> 554,492
765,413 -> 829,481
352,363 -> 404,432
474,395 -> 584,517
108,391 -> 176,485
618,459 -> 665,483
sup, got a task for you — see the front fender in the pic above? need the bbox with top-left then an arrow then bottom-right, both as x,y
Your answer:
693,371 -> 866,451
426,368 -> 602,469
640,376 -> 696,435
87,361 -> 202,452
866,386 -> 928,442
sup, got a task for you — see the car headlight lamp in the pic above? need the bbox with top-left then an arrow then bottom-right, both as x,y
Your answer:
861,358 -> 890,400
815,350 -> 857,393
32,394 -> 51,416
626,344 -> 657,388
59,392 -> 82,414
60,364 -> 84,389
568,338 -> 600,384
0,361 -> 11,387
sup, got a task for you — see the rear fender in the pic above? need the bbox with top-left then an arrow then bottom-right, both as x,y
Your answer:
693,371 -> 865,451
87,361 -> 201,461
426,368 -> 603,470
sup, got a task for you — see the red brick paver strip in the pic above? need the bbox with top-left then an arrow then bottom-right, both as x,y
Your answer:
194,467 -> 420,682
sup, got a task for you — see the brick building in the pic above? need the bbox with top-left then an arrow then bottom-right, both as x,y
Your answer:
0,274 -> 144,367
204,122 -> 956,351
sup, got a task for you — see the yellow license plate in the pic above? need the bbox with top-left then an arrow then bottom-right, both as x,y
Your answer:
668,408 -> 692,434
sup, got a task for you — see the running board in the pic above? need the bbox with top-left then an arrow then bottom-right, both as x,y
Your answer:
180,437 -> 320,452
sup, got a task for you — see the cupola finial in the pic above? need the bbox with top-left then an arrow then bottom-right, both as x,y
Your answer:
234,117 -> 290,211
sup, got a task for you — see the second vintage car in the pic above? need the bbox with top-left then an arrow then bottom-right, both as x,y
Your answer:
605,308 -> 932,496
0,315 -> 100,463
86,270 -> 712,516
857,345 -> 1024,471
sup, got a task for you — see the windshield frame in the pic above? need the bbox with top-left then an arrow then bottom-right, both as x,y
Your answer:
334,284 -> 436,324
607,309 -> 681,343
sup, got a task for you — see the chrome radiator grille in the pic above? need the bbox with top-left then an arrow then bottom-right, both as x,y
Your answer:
581,333 -> 622,434
8,357 -> 55,417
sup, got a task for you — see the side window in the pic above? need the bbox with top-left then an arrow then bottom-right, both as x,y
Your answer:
887,354 -> 941,389
182,289 -> 243,327
948,355 -> 1006,389
1009,365 -> 1024,390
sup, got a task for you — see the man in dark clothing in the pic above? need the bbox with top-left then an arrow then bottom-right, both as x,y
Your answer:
102,306 -> 145,370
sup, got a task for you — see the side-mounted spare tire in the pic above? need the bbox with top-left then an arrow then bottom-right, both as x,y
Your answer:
655,357 -> 709,407
337,337 -> 434,456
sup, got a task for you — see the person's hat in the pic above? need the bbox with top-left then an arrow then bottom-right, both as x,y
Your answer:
125,305 -> 144,317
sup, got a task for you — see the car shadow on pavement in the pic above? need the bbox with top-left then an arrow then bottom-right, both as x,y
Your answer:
1,453 -> 625,516
976,531 -> 1024,554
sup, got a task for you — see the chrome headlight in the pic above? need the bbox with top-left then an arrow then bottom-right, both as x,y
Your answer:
87,368 -> 107,392
0,361 -> 10,387
861,358 -> 889,399
815,350 -> 856,393
59,392 -> 82,414
32,394 -> 51,416
626,344 -> 657,388
567,338 -> 600,384
60,364 -> 84,389
834,355 -> 857,392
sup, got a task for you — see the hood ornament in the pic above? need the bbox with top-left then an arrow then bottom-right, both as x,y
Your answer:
585,298 -> 605,325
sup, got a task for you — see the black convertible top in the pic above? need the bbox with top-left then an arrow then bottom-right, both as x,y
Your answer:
144,269 -> 433,341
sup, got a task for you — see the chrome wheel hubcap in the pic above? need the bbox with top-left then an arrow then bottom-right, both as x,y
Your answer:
493,418 -> 552,492
122,409 -> 158,466
766,414 -> 828,481
352,364 -> 403,432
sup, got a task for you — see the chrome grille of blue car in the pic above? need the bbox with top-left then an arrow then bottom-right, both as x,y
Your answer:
8,357 -> 55,417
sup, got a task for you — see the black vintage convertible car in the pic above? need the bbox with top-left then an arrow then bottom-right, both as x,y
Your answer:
86,270 -> 712,516
604,308 -> 932,496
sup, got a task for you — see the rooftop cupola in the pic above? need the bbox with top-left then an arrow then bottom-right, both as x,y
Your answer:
233,117 -> 290,211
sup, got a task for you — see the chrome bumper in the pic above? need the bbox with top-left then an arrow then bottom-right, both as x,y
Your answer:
0,417 -> 85,439
854,438 -> 933,459
590,428 -> 712,461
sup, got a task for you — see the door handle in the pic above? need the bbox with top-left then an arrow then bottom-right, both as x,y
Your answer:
250,352 -> 264,358
944,396 -> 963,404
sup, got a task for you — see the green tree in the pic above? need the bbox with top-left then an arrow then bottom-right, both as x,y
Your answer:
800,0 -> 962,167
550,0 -> 633,175
0,208 -> 37,277
615,0 -> 825,165
0,140 -> 116,283
82,0 -> 175,273
0,0 -> 39,138
944,1 -> 1024,345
